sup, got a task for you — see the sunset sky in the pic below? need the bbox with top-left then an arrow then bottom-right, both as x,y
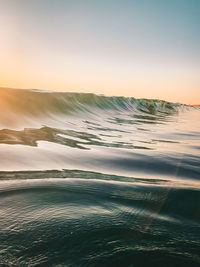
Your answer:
0,0 -> 199,104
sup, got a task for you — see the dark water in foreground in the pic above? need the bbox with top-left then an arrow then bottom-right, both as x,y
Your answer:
0,88 -> 200,266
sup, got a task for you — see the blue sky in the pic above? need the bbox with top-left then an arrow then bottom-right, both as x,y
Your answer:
0,0 -> 199,103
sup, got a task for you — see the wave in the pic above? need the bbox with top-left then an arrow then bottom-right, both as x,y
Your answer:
0,87 -> 183,128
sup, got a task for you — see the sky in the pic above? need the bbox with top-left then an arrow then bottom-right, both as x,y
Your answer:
0,0 -> 199,104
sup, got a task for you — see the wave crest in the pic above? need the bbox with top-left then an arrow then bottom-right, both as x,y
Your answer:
0,87 -> 182,128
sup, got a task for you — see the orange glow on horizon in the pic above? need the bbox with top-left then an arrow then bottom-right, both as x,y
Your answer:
0,1 -> 199,105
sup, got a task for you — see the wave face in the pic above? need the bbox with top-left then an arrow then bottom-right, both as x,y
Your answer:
0,87 -> 182,129
0,88 -> 200,266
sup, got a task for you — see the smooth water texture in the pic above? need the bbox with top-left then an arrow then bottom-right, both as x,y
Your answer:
0,88 -> 200,266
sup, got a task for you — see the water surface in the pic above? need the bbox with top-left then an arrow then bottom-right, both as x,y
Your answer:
0,88 -> 199,266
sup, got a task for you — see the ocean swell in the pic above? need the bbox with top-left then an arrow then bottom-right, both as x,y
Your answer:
0,87 -> 182,129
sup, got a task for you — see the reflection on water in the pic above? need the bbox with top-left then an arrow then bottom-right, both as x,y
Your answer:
0,126 -> 153,150
0,178 -> 199,266
0,88 -> 199,266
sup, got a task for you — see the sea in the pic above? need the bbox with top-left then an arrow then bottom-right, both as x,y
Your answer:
0,87 -> 199,266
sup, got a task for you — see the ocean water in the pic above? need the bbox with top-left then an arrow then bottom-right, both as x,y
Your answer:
0,88 -> 200,266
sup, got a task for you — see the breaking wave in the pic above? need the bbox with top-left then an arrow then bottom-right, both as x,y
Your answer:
0,87 -> 184,129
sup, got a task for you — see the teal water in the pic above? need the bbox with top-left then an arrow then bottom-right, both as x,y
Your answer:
0,88 -> 200,266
